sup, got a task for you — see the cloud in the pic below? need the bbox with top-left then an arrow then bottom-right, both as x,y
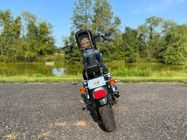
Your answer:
134,0 -> 187,14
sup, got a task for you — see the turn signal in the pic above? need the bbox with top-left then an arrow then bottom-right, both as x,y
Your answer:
80,87 -> 86,94
110,79 -> 116,85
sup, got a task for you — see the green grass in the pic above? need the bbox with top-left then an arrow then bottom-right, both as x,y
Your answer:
108,61 -> 187,75
0,75 -> 82,83
0,75 -> 186,83
114,76 -> 187,83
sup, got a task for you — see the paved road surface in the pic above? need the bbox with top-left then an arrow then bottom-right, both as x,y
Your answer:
0,83 -> 186,140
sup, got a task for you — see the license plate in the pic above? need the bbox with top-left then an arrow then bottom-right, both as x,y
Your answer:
87,76 -> 106,89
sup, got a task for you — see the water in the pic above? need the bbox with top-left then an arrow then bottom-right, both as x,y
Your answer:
0,63 -> 57,76
0,63 -> 186,77
52,68 -> 65,76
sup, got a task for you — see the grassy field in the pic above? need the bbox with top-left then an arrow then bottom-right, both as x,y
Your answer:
0,61 -> 186,83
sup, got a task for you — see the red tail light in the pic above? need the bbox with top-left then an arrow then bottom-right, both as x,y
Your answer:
93,88 -> 107,99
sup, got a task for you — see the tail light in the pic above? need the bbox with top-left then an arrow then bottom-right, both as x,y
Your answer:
93,88 -> 107,99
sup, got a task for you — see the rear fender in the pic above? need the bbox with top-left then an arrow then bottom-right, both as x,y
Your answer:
98,97 -> 108,106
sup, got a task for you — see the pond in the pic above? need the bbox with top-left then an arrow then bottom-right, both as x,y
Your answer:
0,63 -> 83,76
0,63 -> 186,77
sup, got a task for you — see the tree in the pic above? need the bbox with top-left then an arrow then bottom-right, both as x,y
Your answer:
0,10 -> 14,56
137,17 -> 165,59
0,10 -> 22,60
72,0 -> 93,31
0,10 -> 56,62
137,16 -> 182,62
69,0 -> 121,60
122,27 -> 140,63
69,0 -> 94,64
21,12 -> 55,62
64,31 -> 81,64
9,16 -> 22,60
92,0 -> 121,56
23,12 -> 39,61
38,21 -> 55,55
108,32 -> 124,60
180,25 -> 187,59
160,26 -> 185,64
92,0 -> 121,34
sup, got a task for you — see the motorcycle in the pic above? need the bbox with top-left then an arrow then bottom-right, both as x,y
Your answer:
64,29 -> 120,132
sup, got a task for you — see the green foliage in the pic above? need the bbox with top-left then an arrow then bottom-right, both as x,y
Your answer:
160,26 -> 185,64
69,0 -> 187,65
105,33 -> 124,60
71,0 -> 121,34
107,61 -> 151,76
180,25 -> 187,58
64,31 -> 81,64
68,0 -> 121,63
136,16 -> 186,64
0,10 -> 56,62
21,12 -> 55,62
72,0 -> 93,30
1,7 -> 187,66
0,10 -> 21,57
92,0 -> 121,34
107,61 -> 187,77
122,27 -> 141,63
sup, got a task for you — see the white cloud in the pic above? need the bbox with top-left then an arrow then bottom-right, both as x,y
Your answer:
134,0 -> 187,14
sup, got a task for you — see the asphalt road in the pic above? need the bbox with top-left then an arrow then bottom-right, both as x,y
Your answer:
0,83 -> 186,140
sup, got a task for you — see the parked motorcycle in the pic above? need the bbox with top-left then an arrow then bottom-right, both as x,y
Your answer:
64,29 -> 120,132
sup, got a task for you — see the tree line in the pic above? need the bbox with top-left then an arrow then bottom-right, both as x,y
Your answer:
0,10 -> 55,62
65,0 -> 187,65
0,0 -> 187,65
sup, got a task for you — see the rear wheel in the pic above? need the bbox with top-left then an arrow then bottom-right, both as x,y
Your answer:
97,104 -> 116,132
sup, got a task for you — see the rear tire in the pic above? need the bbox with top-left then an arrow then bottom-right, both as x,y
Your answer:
97,105 -> 116,132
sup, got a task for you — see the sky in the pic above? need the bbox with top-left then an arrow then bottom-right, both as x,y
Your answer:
0,0 -> 187,47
